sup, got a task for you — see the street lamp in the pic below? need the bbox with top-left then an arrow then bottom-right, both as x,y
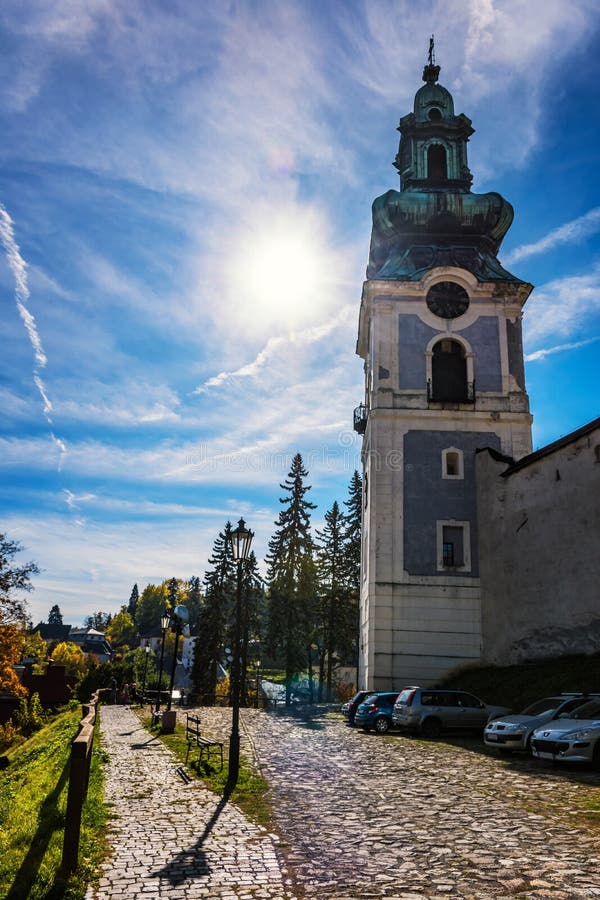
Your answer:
140,645 -> 151,706
228,517 -> 254,785
167,605 -> 189,711
155,609 -> 171,713
255,659 -> 261,709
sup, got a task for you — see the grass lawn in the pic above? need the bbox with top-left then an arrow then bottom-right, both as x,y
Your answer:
0,704 -> 110,900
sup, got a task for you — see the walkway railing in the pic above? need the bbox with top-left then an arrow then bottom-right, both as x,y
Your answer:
60,689 -> 105,873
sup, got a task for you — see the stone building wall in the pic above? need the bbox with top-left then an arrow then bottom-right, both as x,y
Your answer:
476,418 -> 600,664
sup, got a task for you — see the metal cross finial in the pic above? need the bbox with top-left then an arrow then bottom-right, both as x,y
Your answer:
428,34 -> 435,66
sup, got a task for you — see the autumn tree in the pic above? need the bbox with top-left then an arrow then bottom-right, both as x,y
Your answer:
0,624 -> 26,697
48,604 -> 63,625
0,533 -> 39,626
106,610 -> 136,649
52,641 -> 87,677
266,453 -> 317,705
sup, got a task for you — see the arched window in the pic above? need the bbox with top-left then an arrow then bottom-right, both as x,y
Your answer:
431,340 -> 468,402
428,144 -> 447,180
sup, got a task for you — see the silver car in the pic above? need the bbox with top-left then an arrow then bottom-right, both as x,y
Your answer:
531,698 -> 600,767
484,694 -> 594,753
393,687 -> 510,739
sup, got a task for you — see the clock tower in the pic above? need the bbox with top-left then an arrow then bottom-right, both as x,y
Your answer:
355,48 -> 533,688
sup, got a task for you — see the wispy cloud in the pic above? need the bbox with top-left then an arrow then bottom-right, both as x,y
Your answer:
523,267 -> 600,345
525,335 -> 600,362
505,207 -> 600,264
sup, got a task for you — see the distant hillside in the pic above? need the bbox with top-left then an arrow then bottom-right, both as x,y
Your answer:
435,653 -> 600,712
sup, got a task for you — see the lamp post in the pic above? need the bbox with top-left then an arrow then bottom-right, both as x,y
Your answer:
255,659 -> 261,709
167,605 -> 189,711
156,609 -> 171,712
140,645 -> 151,706
228,517 -> 254,786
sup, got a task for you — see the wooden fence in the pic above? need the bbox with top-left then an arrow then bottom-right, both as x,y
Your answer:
60,689 -> 105,874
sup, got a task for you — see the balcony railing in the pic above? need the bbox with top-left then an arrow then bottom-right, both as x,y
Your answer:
427,380 -> 475,404
353,403 -> 368,434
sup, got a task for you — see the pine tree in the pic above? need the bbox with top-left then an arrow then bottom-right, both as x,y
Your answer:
341,470 -> 362,669
191,523 -> 235,704
266,453 -> 316,705
48,604 -> 63,626
238,552 -> 264,704
315,500 -> 346,701
186,576 -> 203,632
127,583 -> 139,621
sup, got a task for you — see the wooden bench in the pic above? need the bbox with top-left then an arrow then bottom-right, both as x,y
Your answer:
185,714 -> 223,770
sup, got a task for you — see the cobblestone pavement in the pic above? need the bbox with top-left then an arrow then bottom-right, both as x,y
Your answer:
193,706 -> 600,899
86,705 -> 294,899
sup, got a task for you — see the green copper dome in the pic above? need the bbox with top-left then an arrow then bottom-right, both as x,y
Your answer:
413,80 -> 455,122
366,51 -> 523,284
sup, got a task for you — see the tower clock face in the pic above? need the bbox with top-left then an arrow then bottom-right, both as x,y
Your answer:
426,282 -> 470,318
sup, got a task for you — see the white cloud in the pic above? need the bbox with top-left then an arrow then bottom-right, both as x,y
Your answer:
523,268 -> 600,346
505,208 -> 600,265
525,336 -> 600,362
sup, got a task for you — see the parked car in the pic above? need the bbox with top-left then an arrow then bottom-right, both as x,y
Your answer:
354,692 -> 400,733
393,687 -> 510,739
484,694 -> 595,753
531,698 -> 600,767
341,690 -> 371,726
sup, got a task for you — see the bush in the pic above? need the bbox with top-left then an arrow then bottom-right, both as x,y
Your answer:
0,719 -> 19,751
15,692 -> 45,737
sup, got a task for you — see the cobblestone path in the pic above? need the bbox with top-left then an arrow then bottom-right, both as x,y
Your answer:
196,706 -> 600,899
86,705 -> 293,899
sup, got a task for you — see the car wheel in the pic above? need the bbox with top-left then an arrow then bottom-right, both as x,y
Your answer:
374,715 -> 390,734
421,717 -> 442,740
592,741 -> 600,771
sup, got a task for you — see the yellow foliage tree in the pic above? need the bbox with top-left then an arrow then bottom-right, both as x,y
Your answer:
52,641 -> 87,677
0,624 -> 26,697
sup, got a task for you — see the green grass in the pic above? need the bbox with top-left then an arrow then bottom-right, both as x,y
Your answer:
142,716 -> 273,829
436,652 -> 600,711
0,706 -> 111,900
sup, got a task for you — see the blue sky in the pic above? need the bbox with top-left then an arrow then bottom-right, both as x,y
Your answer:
1,0 -> 599,627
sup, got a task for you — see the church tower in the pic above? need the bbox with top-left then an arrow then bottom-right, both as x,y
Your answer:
355,45 -> 533,688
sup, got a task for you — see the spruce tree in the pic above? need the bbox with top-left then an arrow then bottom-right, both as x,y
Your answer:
127,583 -> 139,621
266,453 -> 316,705
191,523 -> 235,704
315,500 -> 346,701
48,604 -> 63,626
342,469 -> 362,670
186,576 -> 203,632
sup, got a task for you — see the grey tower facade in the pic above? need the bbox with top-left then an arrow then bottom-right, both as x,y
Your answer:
355,55 -> 533,688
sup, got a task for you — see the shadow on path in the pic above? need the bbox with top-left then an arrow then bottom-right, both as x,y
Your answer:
150,784 -> 234,885
6,761 -> 70,900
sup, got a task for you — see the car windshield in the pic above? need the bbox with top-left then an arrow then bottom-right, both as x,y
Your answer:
520,697 -> 563,717
567,700 -> 600,720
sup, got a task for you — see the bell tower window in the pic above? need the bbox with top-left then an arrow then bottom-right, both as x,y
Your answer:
431,339 -> 468,402
428,144 -> 447,179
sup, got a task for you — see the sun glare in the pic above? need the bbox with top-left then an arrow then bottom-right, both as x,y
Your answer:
230,216 -> 333,331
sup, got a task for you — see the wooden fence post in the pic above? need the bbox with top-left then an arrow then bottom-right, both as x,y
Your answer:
60,692 -> 100,874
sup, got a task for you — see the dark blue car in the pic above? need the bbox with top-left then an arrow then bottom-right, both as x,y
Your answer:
354,691 -> 400,734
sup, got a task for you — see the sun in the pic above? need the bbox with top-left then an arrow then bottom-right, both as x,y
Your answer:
229,210 -> 334,332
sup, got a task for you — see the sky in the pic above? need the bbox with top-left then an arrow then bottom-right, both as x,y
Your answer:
1,0 -> 599,628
